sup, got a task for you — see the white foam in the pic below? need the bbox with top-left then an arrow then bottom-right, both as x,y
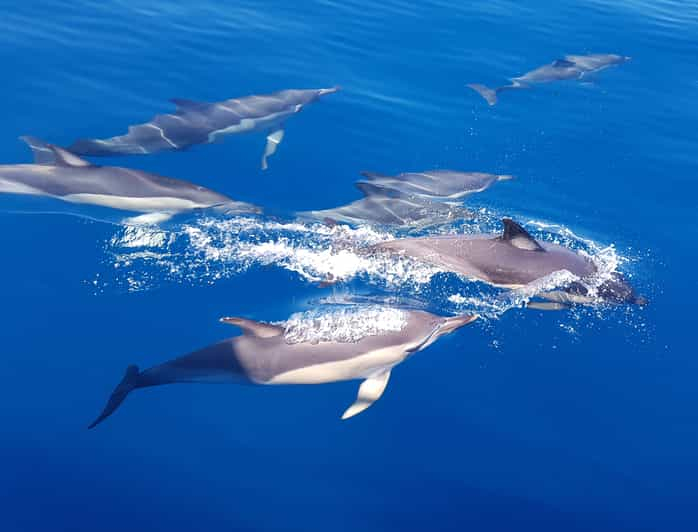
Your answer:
281,307 -> 408,344
101,213 -> 639,321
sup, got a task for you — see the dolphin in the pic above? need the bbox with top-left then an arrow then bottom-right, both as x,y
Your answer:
468,54 -> 630,105
358,170 -> 513,200
372,218 -> 646,308
88,309 -> 478,428
298,182 -> 472,228
0,137 -> 260,223
66,87 -> 340,169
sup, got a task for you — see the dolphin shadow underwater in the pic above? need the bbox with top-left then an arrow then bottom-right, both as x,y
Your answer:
0,137 -> 260,224
372,218 -> 647,309
468,53 -> 630,105
88,309 -> 477,428
65,87 -> 339,170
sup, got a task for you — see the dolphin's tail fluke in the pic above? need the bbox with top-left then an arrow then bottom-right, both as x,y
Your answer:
467,83 -> 499,106
88,365 -> 140,429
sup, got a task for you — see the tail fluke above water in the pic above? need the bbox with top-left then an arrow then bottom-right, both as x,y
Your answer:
467,83 -> 499,106
88,365 -> 140,429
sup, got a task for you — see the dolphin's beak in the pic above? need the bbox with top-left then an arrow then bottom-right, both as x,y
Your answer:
440,314 -> 479,335
319,86 -> 341,96
497,174 -> 515,181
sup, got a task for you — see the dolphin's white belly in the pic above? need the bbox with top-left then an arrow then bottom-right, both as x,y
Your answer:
265,344 -> 410,385
207,108 -> 298,142
62,193 -> 209,212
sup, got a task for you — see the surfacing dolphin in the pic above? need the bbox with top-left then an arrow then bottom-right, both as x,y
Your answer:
358,170 -> 513,200
298,182 -> 472,228
0,137 -> 259,223
468,54 -> 630,106
66,87 -> 339,169
372,218 -> 646,308
88,308 -> 478,428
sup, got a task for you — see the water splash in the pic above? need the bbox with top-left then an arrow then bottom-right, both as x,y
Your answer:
281,306 -> 408,344
100,211 -> 638,322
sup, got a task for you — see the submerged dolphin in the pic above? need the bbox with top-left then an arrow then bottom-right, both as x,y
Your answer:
66,87 -> 339,169
0,137 -> 259,222
299,182 -> 471,228
468,54 -> 630,105
88,309 -> 478,428
373,218 -> 646,308
358,170 -> 513,200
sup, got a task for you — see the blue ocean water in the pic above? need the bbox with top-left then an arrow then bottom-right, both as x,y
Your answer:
1,1 -> 697,530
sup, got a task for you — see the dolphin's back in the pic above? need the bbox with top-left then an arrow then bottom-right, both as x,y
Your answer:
67,88 -> 334,157
376,236 -> 596,286
360,170 -> 502,199
232,311 -> 442,384
0,164 -> 231,205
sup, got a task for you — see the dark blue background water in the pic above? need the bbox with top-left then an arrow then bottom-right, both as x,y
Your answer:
1,1 -> 697,530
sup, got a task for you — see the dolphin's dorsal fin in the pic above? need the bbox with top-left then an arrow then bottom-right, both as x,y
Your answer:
20,136 -> 93,167
552,58 -> 575,68
359,170 -> 391,182
219,317 -> 284,338
500,218 -> 545,252
170,98 -> 209,112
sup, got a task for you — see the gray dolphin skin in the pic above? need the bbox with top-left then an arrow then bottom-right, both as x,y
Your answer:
299,182 -> 471,228
88,309 -> 478,428
358,170 -> 513,200
0,137 -> 259,220
468,54 -> 630,105
373,218 -> 646,307
66,87 -> 339,169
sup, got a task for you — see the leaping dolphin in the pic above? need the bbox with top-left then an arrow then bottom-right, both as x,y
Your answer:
468,54 -> 630,105
0,137 -> 260,223
358,170 -> 513,200
66,87 -> 340,169
372,218 -> 646,308
88,308 -> 478,428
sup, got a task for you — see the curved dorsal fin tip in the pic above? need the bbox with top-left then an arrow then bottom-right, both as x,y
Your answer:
20,136 -> 93,167
501,218 -> 545,252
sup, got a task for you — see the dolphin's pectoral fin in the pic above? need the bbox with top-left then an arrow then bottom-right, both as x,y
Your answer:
341,368 -> 392,420
261,128 -> 285,170
220,316 -> 284,338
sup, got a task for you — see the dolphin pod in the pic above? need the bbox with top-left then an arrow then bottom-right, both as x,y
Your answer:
65,87 -> 339,169
0,58 -> 644,429
0,137 -> 260,223
468,53 -> 630,105
373,218 -> 646,308
88,310 -> 478,428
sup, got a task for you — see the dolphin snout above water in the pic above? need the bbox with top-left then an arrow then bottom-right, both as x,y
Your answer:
372,218 -> 646,308
65,87 -> 340,169
88,308 -> 478,428
468,53 -> 630,105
